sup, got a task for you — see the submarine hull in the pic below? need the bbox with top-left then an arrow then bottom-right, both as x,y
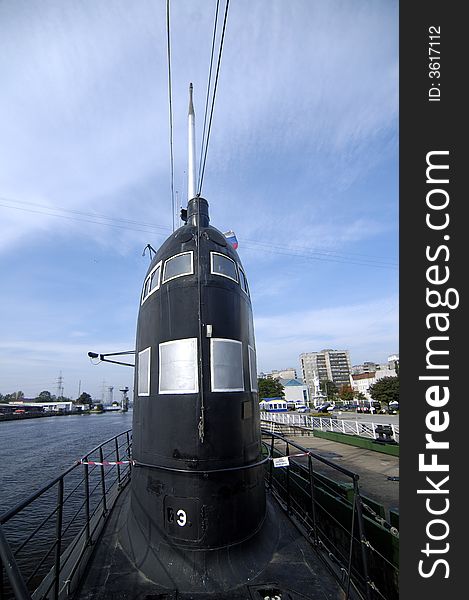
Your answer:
121,198 -> 268,586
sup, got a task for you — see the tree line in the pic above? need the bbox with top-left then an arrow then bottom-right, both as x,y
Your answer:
257,376 -> 399,407
0,390 -> 93,405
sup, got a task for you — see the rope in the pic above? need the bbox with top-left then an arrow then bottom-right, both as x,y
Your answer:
362,502 -> 399,538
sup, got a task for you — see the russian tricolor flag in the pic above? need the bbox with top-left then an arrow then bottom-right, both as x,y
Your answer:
224,230 -> 238,250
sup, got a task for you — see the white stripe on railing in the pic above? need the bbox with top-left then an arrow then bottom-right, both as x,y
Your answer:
260,411 -> 399,442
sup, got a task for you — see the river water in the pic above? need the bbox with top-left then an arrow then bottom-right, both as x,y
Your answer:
0,412 -> 133,596
0,411 -> 133,513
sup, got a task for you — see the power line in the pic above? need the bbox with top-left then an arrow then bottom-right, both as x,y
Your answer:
240,240 -> 398,270
240,238 -> 398,268
0,197 -> 171,236
0,196 -> 397,269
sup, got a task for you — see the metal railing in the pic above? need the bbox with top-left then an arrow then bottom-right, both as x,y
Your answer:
1,428 -> 397,600
0,430 -> 132,600
260,412 -> 399,442
261,429 -> 399,600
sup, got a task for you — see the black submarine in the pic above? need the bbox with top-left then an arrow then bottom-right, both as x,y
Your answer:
79,86 -> 347,598
121,84 -> 271,591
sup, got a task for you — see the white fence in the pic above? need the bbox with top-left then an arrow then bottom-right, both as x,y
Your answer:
260,411 -> 399,442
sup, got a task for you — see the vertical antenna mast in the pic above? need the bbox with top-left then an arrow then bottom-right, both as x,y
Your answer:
188,83 -> 197,201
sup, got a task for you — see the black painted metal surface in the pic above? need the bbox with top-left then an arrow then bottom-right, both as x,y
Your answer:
124,198 -> 266,587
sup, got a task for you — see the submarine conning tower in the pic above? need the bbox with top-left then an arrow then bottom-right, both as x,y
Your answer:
122,84 -> 271,591
123,194 -> 270,589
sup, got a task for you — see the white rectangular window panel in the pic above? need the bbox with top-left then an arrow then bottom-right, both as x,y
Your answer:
211,339 -> 244,392
142,279 -> 150,303
211,252 -> 238,283
239,268 -> 249,295
248,345 -> 258,392
141,261 -> 162,304
138,347 -> 151,396
149,264 -> 161,292
159,338 -> 198,394
163,252 -> 193,283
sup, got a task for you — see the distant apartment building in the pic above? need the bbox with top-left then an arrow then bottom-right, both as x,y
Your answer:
352,361 -> 389,374
266,368 -> 297,380
299,349 -> 352,396
387,353 -> 399,372
352,361 -> 378,375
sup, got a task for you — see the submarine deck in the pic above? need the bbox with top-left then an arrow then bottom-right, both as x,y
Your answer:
76,485 -> 347,600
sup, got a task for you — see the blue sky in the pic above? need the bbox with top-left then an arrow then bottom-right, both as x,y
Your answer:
0,0 -> 398,399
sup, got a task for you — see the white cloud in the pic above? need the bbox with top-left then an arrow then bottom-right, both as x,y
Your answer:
0,1 -> 398,396
254,296 -> 398,371
0,0 -> 397,252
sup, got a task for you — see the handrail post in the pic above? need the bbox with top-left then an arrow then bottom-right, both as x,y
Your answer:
99,447 -> 107,515
307,454 -> 318,545
53,478 -> 64,600
84,458 -> 91,545
115,437 -> 121,484
285,442 -> 291,515
126,431 -> 131,463
353,479 -> 372,600
0,526 -> 31,600
268,434 -> 275,489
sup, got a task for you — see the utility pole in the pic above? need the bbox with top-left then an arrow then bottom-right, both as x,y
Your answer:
56,372 -> 64,400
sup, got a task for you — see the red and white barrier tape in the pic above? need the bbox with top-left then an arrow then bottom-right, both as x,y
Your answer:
79,460 -> 133,466
79,453 -> 310,468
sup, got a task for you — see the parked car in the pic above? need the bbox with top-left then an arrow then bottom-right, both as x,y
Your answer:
338,403 -> 358,412
317,402 -> 334,413
297,406 -> 310,413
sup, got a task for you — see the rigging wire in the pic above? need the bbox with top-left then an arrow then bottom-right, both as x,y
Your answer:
166,0 -> 176,231
0,197 -> 397,269
197,0 -> 230,197
197,0 -> 220,194
0,196 -> 170,233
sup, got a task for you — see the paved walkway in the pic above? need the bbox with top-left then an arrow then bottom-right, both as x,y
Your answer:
289,434 -> 399,517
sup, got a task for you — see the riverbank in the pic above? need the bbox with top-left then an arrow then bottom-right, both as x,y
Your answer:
0,410 -> 125,422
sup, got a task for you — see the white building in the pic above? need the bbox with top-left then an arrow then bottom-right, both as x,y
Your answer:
278,378 -> 309,406
350,369 -> 397,400
388,353 -> 399,371
9,401 -> 75,412
259,398 -> 288,412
